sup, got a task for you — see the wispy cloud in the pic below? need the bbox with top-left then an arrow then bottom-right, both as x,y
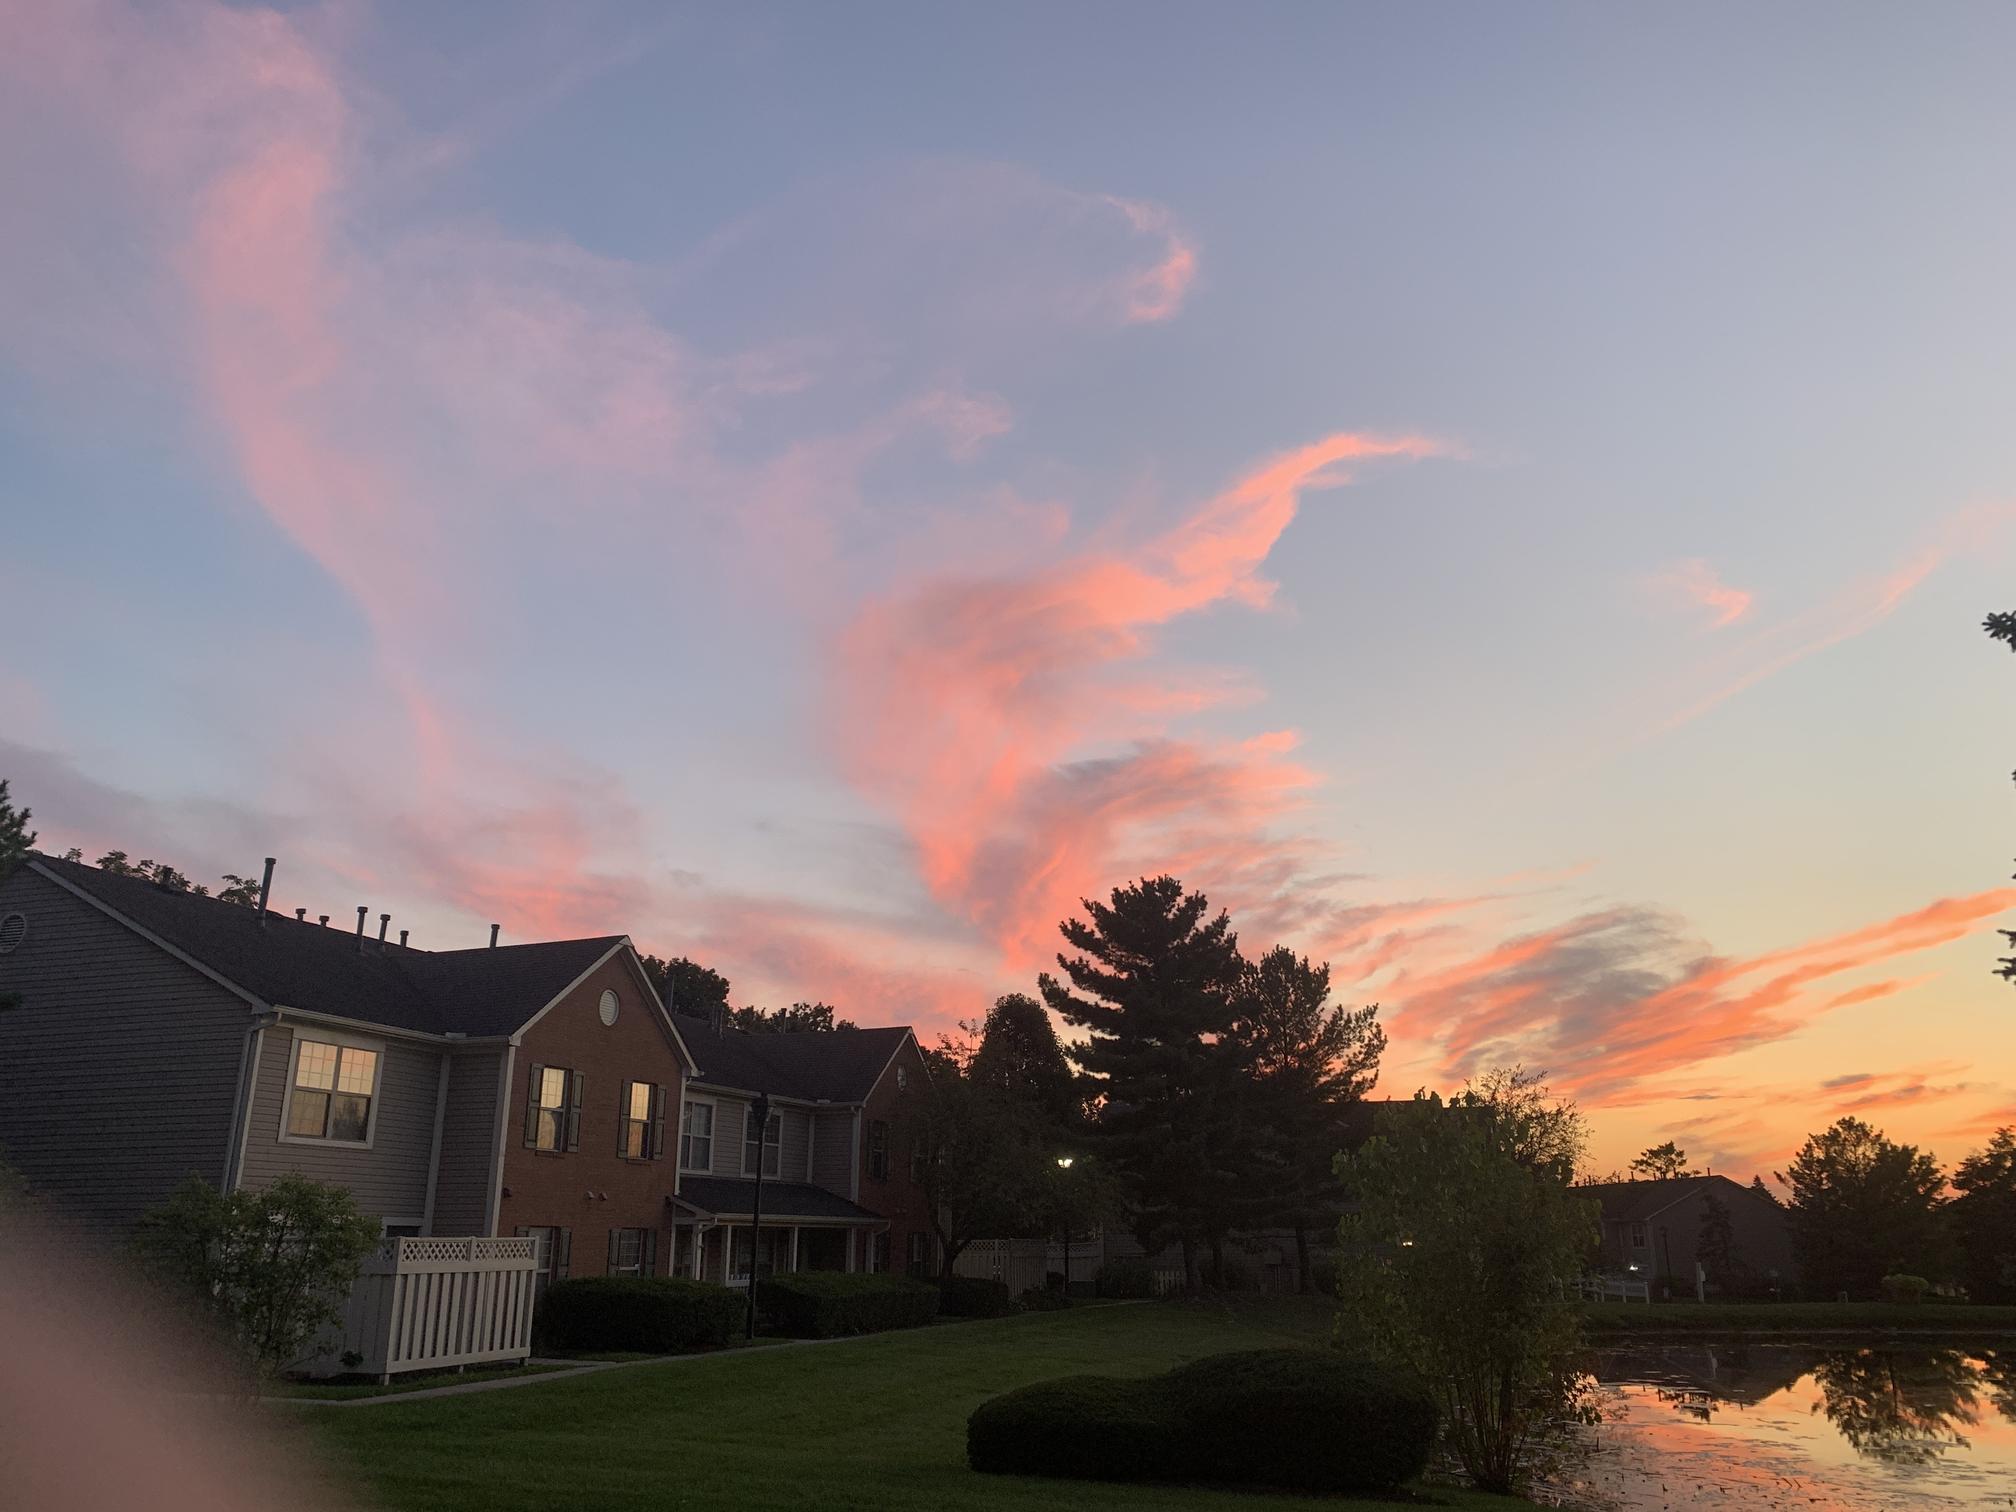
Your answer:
1647,558 -> 1753,629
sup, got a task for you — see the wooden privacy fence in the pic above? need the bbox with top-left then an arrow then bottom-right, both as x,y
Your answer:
953,1238 -> 1100,1296
320,1236 -> 539,1380
1577,1271 -> 1651,1304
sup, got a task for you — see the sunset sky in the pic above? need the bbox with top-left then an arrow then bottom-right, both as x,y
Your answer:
4,1 -> 2013,1180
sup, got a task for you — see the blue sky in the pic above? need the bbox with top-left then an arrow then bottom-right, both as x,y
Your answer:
3,0 -> 2014,1175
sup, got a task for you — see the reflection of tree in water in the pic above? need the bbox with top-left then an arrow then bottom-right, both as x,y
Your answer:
1811,1348 -> 1981,1464
1654,1384 -> 1717,1421
1983,1350 -> 2016,1425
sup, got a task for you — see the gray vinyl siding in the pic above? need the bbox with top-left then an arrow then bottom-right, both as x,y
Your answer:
710,1090 -> 752,1177
779,1107 -> 811,1183
430,1049 -> 502,1235
811,1107 -> 854,1195
238,1024 -> 438,1222
0,868 -> 250,1237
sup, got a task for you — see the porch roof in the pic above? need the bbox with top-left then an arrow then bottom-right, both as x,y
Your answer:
672,1177 -> 883,1224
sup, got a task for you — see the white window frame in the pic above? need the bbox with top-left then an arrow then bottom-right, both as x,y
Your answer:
380,1217 -> 424,1238
743,1105 -> 782,1178
1629,1221 -> 1648,1249
680,1096 -> 716,1173
727,1225 -> 754,1287
278,1027 -> 386,1149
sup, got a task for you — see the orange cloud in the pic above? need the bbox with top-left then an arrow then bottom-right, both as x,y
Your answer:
833,432 -> 1441,966
1102,195 -> 1199,323
1389,888 -> 2016,1104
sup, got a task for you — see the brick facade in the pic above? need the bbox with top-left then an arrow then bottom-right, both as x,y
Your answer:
856,1035 -> 937,1276
497,951 -> 688,1279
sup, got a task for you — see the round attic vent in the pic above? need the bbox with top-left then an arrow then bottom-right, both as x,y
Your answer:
0,913 -> 26,954
599,989 -> 620,1027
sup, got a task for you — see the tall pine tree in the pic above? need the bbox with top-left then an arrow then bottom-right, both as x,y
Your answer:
1039,876 -> 1244,1290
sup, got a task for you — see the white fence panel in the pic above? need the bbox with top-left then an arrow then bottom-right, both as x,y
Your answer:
316,1236 -> 540,1379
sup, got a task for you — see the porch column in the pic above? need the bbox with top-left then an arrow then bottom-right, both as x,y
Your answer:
844,1230 -> 856,1272
788,1226 -> 800,1274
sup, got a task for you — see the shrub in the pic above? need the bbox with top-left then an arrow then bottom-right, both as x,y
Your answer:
937,1275 -> 1015,1318
538,1277 -> 743,1352
1199,1253 -> 1252,1291
1096,1257 -> 1153,1299
1018,1285 -> 1070,1311
130,1174 -> 380,1379
1306,1256 -> 1339,1297
1881,1273 -> 1930,1304
968,1375 -> 1174,1481
1164,1349 -> 1437,1493
758,1272 -> 939,1337
967,1348 -> 1436,1494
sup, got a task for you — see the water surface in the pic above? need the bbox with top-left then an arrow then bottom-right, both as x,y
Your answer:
1552,1338 -> 2016,1510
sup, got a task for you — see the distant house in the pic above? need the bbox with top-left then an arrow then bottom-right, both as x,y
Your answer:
1578,1174 -> 1793,1290
0,853 -> 927,1286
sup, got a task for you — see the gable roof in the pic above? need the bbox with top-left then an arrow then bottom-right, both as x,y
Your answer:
26,854 -> 627,1039
683,1021 -> 913,1103
1576,1174 -> 1770,1225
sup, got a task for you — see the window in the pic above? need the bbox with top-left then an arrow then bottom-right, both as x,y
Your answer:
621,1081 -> 664,1160
681,1099 -> 715,1170
285,1037 -> 378,1142
517,1225 -> 570,1295
729,1226 -> 755,1284
1629,1222 -> 1648,1249
908,1138 -> 925,1185
871,1232 -> 891,1273
608,1227 -> 655,1278
868,1119 -> 889,1181
525,1064 -> 575,1153
744,1105 -> 782,1178
381,1221 -> 422,1239
896,1064 -> 908,1091
906,1231 -> 930,1278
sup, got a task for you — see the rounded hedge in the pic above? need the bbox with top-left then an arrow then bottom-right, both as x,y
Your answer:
537,1277 -> 743,1353
966,1347 -> 1436,1495
967,1375 -> 1174,1482
757,1272 -> 940,1337
937,1275 -> 1016,1318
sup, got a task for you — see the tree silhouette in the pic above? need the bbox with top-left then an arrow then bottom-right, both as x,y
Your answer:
1786,1118 -> 1947,1298
1812,1347 -> 1980,1464
0,779 -> 34,879
637,954 -> 731,1015
1629,1141 -> 1696,1180
1951,1127 -> 2016,1303
968,993 -> 1082,1129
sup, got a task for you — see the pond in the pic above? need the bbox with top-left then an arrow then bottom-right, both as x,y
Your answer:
1549,1338 -> 2016,1510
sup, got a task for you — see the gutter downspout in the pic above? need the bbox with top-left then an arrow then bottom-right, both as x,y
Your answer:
223,1014 -> 271,1191
421,1054 -> 450,1234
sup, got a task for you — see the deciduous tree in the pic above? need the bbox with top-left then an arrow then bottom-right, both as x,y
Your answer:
1629,1141 -> 1696,1180
1786,1117 -> 1948,1299
1040,876 -> 1245,1290
968,993 -> 1082,1129
1337,1071 -> 1598,1494
1952,1127 -> 2016,1303
637,955 -> 732,1015
729,1001 -> 858,1033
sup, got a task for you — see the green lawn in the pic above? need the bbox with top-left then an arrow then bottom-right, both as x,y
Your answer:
1582,1299 -> 2016,1335
297,1298 -> 1531,1511
275,1362 -> 575,1401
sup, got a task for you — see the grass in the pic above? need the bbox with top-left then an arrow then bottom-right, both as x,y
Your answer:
297,1297 -> 1532,1511
1582,1299 -> 2016,1335
274,1362 -> 574,1401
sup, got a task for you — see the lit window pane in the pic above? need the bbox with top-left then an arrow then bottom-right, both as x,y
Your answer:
538,1109 -> 562,1151
624,1124 -> 646,1159
330,1093 -> 369,1141
629,1082 -> 652,1121
336,1048 -> 377,1095
295,1041 -> 338,1090
288,1089 -> 329,1137
540,1067 -> 568,1109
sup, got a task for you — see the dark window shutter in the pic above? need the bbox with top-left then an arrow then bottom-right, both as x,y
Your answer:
566,1070 -> 584,1152
618,1080 -> 630,1156
643,1227 -> 658,1278
607,1227 -> 619,1274
557,1228 -> 572,1279
522,1063 -> 545,1147
652,1085 -> 667,1160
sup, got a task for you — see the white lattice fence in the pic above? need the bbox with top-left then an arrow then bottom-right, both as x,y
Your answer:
320,1236 -> 539,1380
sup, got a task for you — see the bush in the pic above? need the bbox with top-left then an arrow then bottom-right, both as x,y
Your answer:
1306,1256 -> 1339,1297
1881,1273 -> 1930,1304
937,1275 -> 1015,1318
1165,1349 -> 1437,1493
1018,1285 -> 1070,1311
1096,1257 -> 1154,1299
538,1277 -> 743,1352
758,1272 -> 939,1337
1199,1253 -> 1252,1291
967,1347 -> 1436,1494
969,1376 -> 1173,1481
131,1174 -> 380,1378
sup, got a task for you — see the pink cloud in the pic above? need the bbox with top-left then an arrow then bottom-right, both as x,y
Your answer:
1648,558 -> 1753,629
832,431 -> 1442,966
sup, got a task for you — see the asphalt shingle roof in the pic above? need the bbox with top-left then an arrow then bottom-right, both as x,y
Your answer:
683,1021 -> 911,1103
30,854 -> 625,1037
674,1176 -> 882,1222
1577,1175 -> 1760,1224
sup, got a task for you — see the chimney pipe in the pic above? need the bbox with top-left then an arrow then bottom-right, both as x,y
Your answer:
398,929 -> 409,948
378,913 -> 390,944
318,914 -> 329,928
355,906 -> 368,952
295,908 -> 306,922
256,857 -> 276,928
489,923 -> 500,949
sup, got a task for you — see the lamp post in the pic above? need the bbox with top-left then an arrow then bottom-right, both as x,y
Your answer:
745,1091 -> 771,1341
1055,1155 -> 1075,1299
